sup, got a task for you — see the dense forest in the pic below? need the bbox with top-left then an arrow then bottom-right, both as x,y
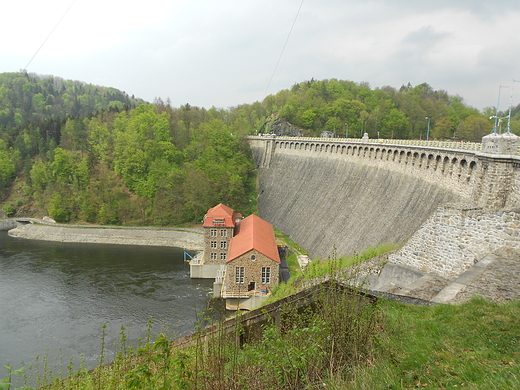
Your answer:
263,78 -> 520,139
1,72 -> 519,225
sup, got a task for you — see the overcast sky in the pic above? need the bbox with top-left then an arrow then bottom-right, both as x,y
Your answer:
2,0 -> 520,111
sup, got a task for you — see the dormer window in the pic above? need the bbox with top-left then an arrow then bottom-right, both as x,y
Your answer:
213,219 -> 225,226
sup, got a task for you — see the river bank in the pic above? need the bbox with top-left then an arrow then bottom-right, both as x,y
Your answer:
6,221 -> 204,248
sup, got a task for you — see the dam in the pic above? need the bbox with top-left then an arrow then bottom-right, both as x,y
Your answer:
249,133 -> 520,284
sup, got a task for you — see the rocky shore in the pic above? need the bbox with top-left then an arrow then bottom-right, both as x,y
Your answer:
6,222 -> 204,248
0,219 -> 17,230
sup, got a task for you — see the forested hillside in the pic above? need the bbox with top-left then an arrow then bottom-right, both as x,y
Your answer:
0,72 -> 256,225
1,73 -> 519,225
262,79 -> 520,139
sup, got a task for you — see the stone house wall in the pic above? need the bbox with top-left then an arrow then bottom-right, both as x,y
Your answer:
203,226 -> 235,265
224,249 -> 280,295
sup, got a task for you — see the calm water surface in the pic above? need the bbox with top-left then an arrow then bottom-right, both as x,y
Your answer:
0,231 -> 217,371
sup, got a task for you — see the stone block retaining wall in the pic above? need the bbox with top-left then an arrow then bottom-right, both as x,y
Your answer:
389,206 -> 520,278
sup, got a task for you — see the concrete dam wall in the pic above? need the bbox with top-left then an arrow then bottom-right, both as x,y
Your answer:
249,136 -> 520,279
249,136 -> 520,276
7,223 -> 204,248
250,138 -> 472,260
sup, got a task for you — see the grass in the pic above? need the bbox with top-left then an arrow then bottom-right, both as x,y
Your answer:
263,241 -> 400,305
2,295 -> 519,389
348,296 -> 520,389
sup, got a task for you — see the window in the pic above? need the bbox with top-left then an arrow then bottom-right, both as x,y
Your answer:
251,255 -> 256,262
210,229 -> 217,237
210,241 -> 217,249
262,267 -> 271,284
220,229 -> 227,237
235,267 -> 245,284
220,253 -> 227,261
210,252 -> 217,261
220,241 -> 227,249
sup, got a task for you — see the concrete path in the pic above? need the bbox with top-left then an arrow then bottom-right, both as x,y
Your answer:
431,255 -> 496,303
352,251 -> 520,305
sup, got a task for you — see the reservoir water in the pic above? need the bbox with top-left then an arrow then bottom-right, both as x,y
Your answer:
0,231 -> 217,374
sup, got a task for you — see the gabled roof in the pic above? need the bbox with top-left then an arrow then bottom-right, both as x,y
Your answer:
227,214 -> 280,263
202,203 -> 242,227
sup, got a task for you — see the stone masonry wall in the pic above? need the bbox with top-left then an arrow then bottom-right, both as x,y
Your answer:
389,206 -> 520,278
224,249 -> 279,295
202,226 -> 234,264
506,162 -> 520,209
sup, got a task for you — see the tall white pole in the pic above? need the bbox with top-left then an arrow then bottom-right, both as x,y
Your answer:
493,85 -> 508,133
506,79 -> 520,133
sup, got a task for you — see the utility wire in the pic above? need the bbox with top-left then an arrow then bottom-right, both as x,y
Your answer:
262,0 -> 304,100
24,0 -> 78,70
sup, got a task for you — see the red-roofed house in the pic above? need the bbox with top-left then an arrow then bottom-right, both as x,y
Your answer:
192,204 -> 281,308
222,214 -> 280,299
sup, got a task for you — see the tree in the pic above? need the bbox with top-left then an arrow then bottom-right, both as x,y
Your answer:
381,108 -> 409,139
456,115 -> 493,141
0,139 -> 16,191
29,159 -> 50,192
431,117 -> 456,139
48,192 -> 71,222
2,203 -> 15,217
51,147 -> 75,184
32,93 -> 45,113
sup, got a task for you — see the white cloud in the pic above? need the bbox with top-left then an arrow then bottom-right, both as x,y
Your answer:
1,0 -> 520,110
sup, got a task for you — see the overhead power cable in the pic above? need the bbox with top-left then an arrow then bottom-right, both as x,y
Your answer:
23,0 -> 78,70
262,0 -> 305,100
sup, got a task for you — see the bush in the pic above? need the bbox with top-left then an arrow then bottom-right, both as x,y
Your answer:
2,203 -> 15,217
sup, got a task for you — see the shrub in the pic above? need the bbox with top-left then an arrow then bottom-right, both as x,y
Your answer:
2,203 -> 15,217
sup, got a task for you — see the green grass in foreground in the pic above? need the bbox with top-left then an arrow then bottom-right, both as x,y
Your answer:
3,294 -> 519,389
352,296 -> 520,389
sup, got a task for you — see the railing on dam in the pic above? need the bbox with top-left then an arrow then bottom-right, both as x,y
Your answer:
250,135 -> 483,152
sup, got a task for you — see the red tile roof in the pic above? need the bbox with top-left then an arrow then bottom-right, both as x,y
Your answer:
227,214 -> 280,263
202,203 -> 242,227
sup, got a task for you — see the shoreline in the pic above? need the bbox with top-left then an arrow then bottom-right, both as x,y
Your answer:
6,221 -> 204,249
